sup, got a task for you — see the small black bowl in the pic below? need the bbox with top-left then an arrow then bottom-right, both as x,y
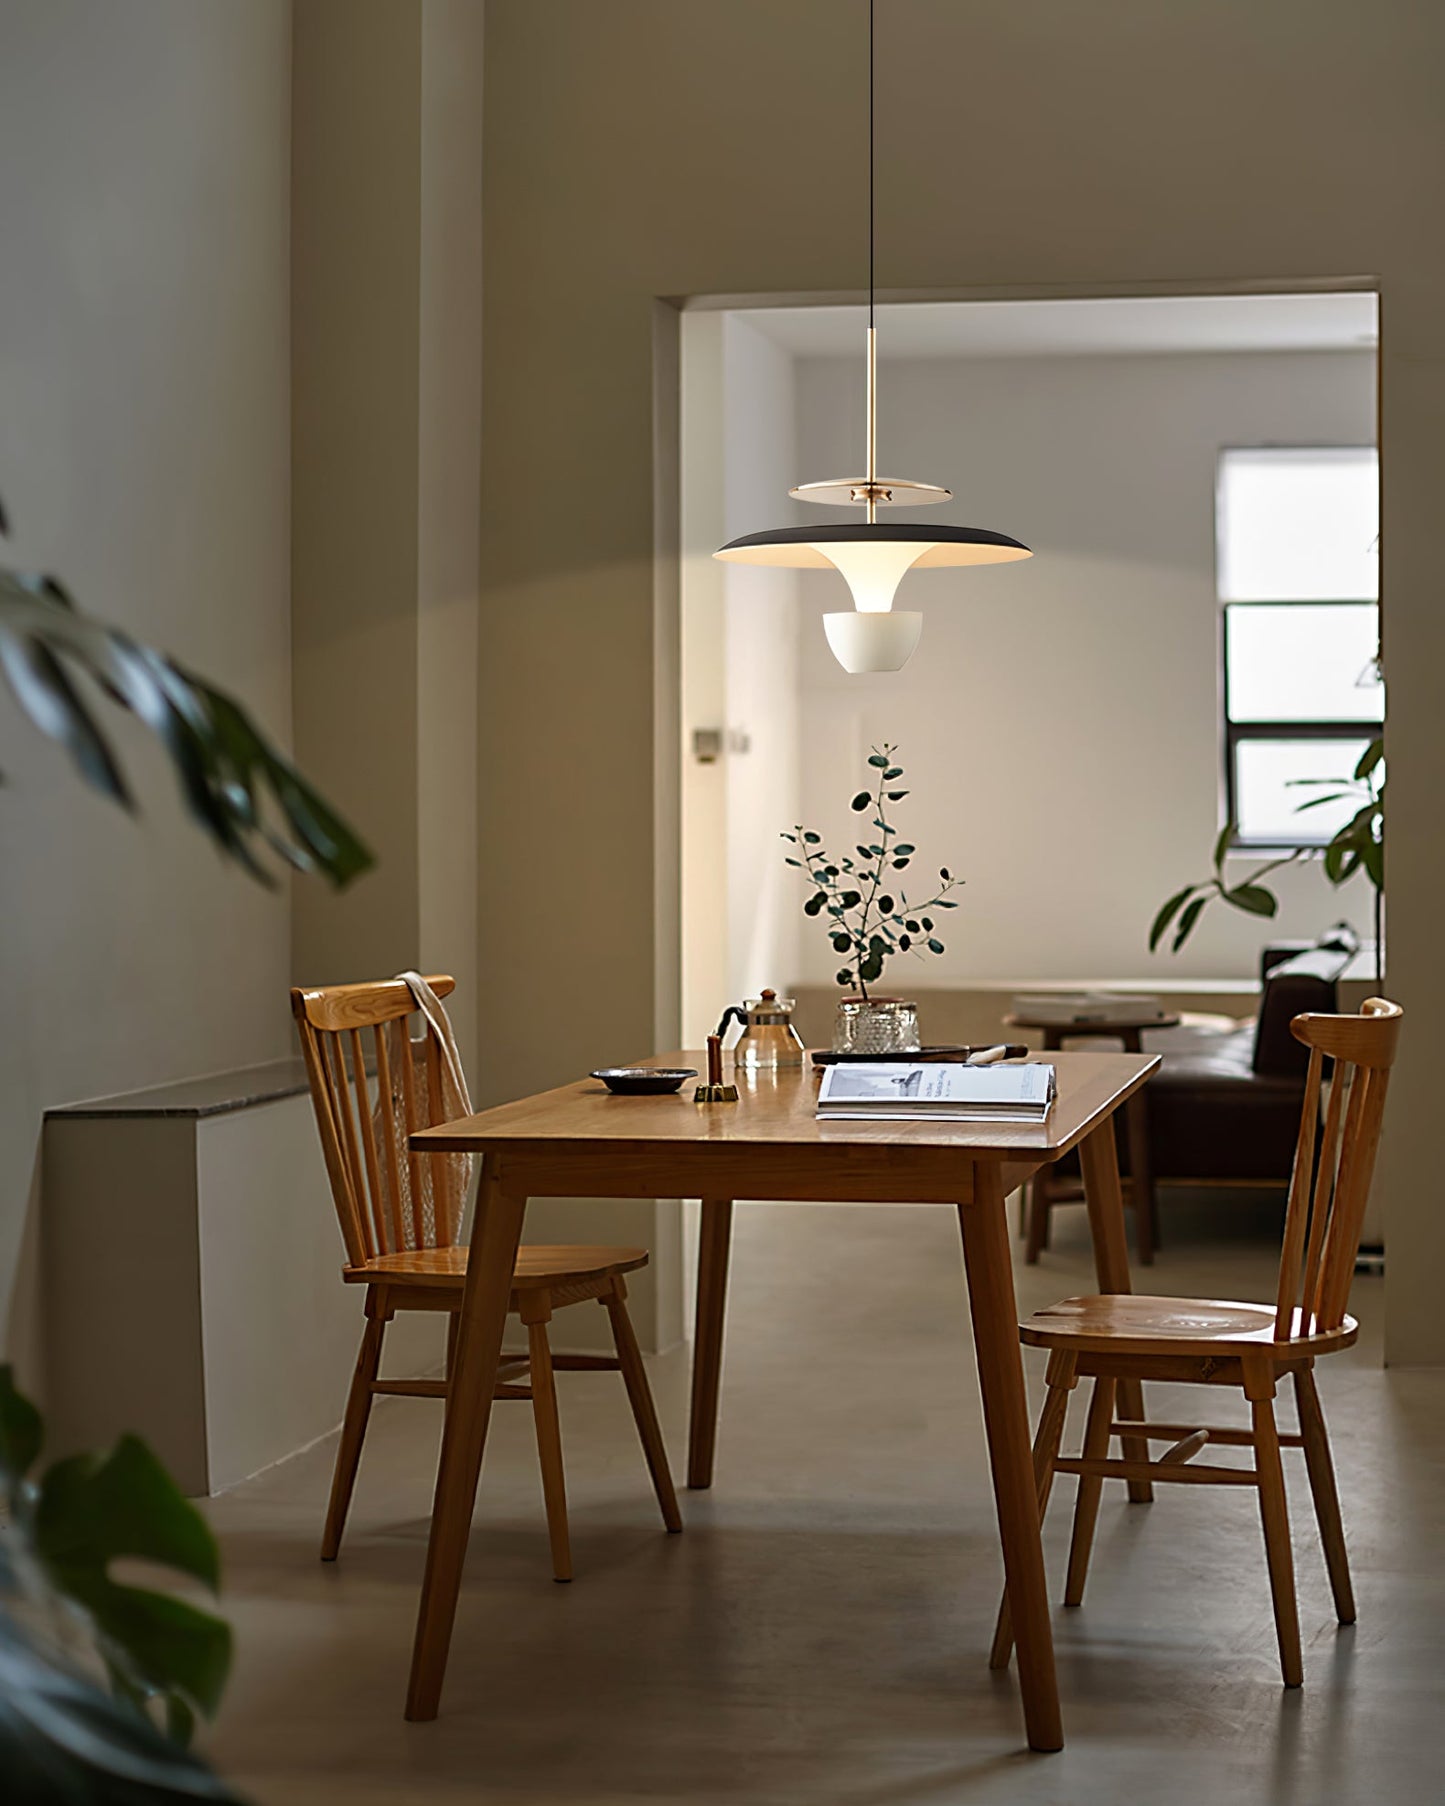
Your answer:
590,1066 -> 697,1096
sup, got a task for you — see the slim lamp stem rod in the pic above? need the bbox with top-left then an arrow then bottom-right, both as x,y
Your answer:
866,326 -> 878,520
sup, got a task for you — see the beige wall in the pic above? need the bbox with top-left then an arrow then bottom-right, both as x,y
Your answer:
0,1 -> 293,1378
794,348 -> 1374,985
289,0 -> 484,1066
479,0 -> 1445,1362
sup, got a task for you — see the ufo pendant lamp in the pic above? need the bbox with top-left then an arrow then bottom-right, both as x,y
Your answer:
713,0 -> 1032,673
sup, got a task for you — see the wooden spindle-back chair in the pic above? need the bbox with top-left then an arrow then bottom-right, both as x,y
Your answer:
994,997 -> 1402,1688
291,976 -> 681,1581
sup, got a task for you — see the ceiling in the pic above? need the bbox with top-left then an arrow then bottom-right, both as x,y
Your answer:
742,293 -> 1379,360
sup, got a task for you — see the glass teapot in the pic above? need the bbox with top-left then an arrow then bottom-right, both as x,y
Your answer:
715,989 -> 806,1068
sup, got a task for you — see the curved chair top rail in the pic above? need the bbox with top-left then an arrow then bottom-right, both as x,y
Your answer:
1289,995 -> 1403,1071
291,974 -> 455,1034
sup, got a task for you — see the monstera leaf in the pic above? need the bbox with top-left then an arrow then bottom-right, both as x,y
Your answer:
0,492 -> 372,889
0,1368 -> 238,1790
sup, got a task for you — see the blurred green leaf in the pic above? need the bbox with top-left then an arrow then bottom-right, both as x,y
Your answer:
0,1617 -> 244,1804
0,566 -> 373,890
1149,883 -> 1196,954
1212,823 -> 1234,873
1355,737 -> 1384,782
0,1367 -> 43,1485
1224,883 -> 1279,918
1172,893 -> 1208,953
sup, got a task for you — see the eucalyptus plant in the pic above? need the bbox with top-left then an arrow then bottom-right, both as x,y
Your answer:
0,1366 -> 243,1801
784,743 -> 961,999
0,493 -> 372,889
1150,735 -> 1384,981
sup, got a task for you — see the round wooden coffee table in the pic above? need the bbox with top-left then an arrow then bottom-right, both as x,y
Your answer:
1003,1010 -> 1180,1266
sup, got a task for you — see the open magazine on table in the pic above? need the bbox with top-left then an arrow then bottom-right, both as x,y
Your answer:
816,1060 -> 1056,1124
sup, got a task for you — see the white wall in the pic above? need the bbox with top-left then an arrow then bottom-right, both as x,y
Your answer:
793,348 -> 1374,987
680,314 -> 801,1042
0,1 -> 294,1379
721,317 -> 801,1010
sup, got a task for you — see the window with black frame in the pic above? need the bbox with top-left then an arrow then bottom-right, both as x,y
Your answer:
1217,447 -> 1381,849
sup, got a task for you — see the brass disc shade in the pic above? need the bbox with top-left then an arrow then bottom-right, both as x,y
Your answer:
713,522 -> 1033,570
789,475 -> 952,507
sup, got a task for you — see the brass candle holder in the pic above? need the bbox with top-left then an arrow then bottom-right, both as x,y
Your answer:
694,1034 -> 738,1104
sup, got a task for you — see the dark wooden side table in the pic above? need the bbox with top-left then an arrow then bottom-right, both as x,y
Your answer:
1003,1011 -> 1179,1266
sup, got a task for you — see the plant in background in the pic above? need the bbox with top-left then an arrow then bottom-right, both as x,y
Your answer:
784,743 -> 962,999
1150,736 -> 1384,981
0,1366 -> 243,1801
0,493 -> 372,889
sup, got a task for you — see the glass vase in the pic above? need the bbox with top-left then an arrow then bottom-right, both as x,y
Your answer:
832,996 -> 921,1056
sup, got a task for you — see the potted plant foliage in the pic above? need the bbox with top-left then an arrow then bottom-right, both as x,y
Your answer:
784,744 -> 962,1052
1150,737 -> 1384,982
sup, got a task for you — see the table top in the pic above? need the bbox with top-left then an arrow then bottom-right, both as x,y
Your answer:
1004,1012 -> 1181,1034
411,1048 -> 1158,1165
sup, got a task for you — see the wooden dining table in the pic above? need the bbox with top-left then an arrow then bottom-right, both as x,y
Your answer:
405,1047 -> 1158,1751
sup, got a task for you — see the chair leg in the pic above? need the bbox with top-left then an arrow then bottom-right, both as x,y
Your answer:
991,1351 -> 1077,1669
525,1305 -> 573,1583
445,1309 -> 460,1384
321,1305 -> 386,1561
1025,1175 -> 1050,1263
1295,1367 -> 1355,1625
1064,1375 -> 1117,1607
603,1277 -> 683,1533
1247,1364 -> 1303,1687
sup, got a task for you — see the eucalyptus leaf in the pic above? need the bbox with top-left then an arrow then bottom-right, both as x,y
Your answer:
850,792 -> 870,811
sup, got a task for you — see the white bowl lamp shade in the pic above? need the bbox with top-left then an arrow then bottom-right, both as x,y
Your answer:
714,522 -> 1031,673
823,609 -> 923,673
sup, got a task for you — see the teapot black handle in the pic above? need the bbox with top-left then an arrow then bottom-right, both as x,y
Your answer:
714,1004 -> 748,1041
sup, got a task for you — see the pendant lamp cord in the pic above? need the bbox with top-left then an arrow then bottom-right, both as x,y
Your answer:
865,0 -> 877,508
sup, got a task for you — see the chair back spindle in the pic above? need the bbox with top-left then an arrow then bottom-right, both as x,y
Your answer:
1273,997 -> 1402,1340
291,975 -> 461,1264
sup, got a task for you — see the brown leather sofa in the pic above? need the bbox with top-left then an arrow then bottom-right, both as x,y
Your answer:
1144,937 -> 1353,1183
1026,931 -> 1356,1260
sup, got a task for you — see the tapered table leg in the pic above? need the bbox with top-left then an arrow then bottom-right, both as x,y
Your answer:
958,1165 -> 1063,1754
1079,1120 -> 1151,1503
405,1158 -> 526,1720
688,1198 -> 733,1489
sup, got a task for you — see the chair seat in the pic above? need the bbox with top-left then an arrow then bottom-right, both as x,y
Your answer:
1020,1293 -> 1358,1358
344,1244 -> 649,1291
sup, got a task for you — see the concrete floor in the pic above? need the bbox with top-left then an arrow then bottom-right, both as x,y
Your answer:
203,1193 -> 1445,1805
